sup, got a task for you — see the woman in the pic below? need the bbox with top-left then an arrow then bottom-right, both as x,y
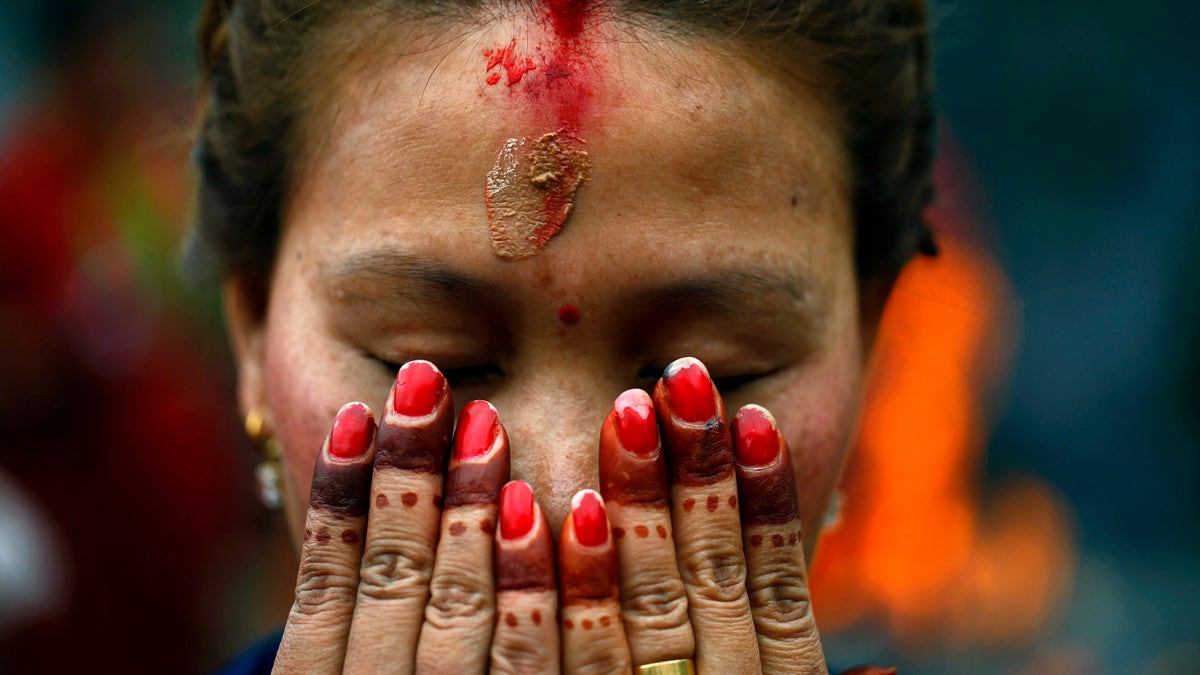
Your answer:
192,0 -> 934,672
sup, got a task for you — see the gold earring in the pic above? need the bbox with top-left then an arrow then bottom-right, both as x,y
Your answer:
245,407 -> 284,510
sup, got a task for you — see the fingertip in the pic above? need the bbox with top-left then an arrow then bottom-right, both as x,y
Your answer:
568,489 -> 610,548
499,480 -> 536,541
374,361 -> 456,473
731,404 -> 782,469
329,401 -> 376,462
391,359 -> 450,418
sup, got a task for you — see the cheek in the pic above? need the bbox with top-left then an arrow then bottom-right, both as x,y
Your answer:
774,347 -> 862,539
262,281 -> 363,541
783,400 -> 855,527
266,335 -> 334,541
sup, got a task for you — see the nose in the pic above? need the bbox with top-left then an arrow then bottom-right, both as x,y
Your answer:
491,361 -> 628,534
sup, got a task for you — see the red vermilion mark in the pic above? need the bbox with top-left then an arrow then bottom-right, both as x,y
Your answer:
558,304 -> 580,324
484,39 -> 538,86
546,0 -> 590,40
482,0 -> 599,259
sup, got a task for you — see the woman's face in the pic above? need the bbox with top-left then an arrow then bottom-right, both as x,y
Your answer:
229,20 -> 867,559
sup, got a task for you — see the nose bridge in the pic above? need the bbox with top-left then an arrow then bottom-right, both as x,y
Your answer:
494,358 -> 625,533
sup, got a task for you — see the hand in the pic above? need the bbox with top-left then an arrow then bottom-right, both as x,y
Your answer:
273,361 -> 518,673
585,357 -> 827,673
271,357 -> 832,673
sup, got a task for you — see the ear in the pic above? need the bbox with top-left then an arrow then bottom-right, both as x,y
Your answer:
857,275 -> 895,362
224,278 -> 268,423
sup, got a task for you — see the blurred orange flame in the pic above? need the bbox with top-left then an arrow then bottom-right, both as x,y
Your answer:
811,232 -> 1075,649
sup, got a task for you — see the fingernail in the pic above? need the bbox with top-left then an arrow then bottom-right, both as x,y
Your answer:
663,357 -> 717,423
330,402 -> 375,460
500,481 -> 535,540
393,360 -> 445,417
571,489 -> 609,547
614,389 -> 658,457
455,400 -> 499,461
733,405 -> 780,468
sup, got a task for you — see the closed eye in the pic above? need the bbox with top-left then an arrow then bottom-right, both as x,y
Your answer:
377,359 -> 505,388
636,364 -> 772,394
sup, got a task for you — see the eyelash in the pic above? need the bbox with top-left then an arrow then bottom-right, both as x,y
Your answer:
636,366 -> 768,393
377,359 -> 505,387
379,359 -> 769,393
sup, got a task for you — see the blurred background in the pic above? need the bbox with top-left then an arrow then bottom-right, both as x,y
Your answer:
0,1 -> 1196,672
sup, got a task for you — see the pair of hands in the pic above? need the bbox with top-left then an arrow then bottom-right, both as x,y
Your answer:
273,356 -> 844,674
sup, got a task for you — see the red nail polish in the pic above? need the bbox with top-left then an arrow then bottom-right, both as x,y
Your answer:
500,481 -> 535,540
572,490 -> 608,547
614,389 -> 657,456
664,358 -> 716,423
393,360 -> 444,417
330,402 -> 374,460
455,400 -> 499,460
734,405 -> 780,467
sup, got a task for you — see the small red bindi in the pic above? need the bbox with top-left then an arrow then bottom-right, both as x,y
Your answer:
558,304 -> 581,325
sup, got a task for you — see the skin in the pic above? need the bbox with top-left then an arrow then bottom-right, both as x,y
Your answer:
225,14 -> 879,673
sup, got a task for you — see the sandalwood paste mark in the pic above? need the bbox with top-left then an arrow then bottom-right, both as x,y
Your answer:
479,0 -> 600,260
485,132 -> 590,259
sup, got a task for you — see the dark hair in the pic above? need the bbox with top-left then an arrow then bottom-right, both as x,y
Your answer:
188,0 -> 936,308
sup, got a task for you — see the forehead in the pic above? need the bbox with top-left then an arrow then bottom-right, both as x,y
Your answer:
285,17 -> 851,292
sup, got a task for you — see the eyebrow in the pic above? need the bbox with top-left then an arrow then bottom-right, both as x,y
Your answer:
324,250 -> 501,306
323,249 -> 821,322
637,268 -> 819,318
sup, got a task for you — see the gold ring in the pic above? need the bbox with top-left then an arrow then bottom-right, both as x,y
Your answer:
635,658 -> 696,675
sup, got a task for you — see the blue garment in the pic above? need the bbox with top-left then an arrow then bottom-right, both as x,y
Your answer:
213,630 -> 282,675
213,629 -> 864,673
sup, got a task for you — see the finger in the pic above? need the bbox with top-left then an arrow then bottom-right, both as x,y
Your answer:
275,403 -> 376,675
415,400 -> 509,673
733,405 -> 826,674
560,490 -> 632,674
654,357 -> 759,673
491,481 -> 559,675
344,360 -> 453,674
598,389 -> 694,666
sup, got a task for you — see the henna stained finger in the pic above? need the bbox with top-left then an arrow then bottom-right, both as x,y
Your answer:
732,404 -> 826,673
344,361 -> 454,674
599,389 -> 694,666
415,401 -> 510,671
654,357 -> 760,673
275,403 -> 376,675
559,490 -> 632,673
491,481 -> 559,674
